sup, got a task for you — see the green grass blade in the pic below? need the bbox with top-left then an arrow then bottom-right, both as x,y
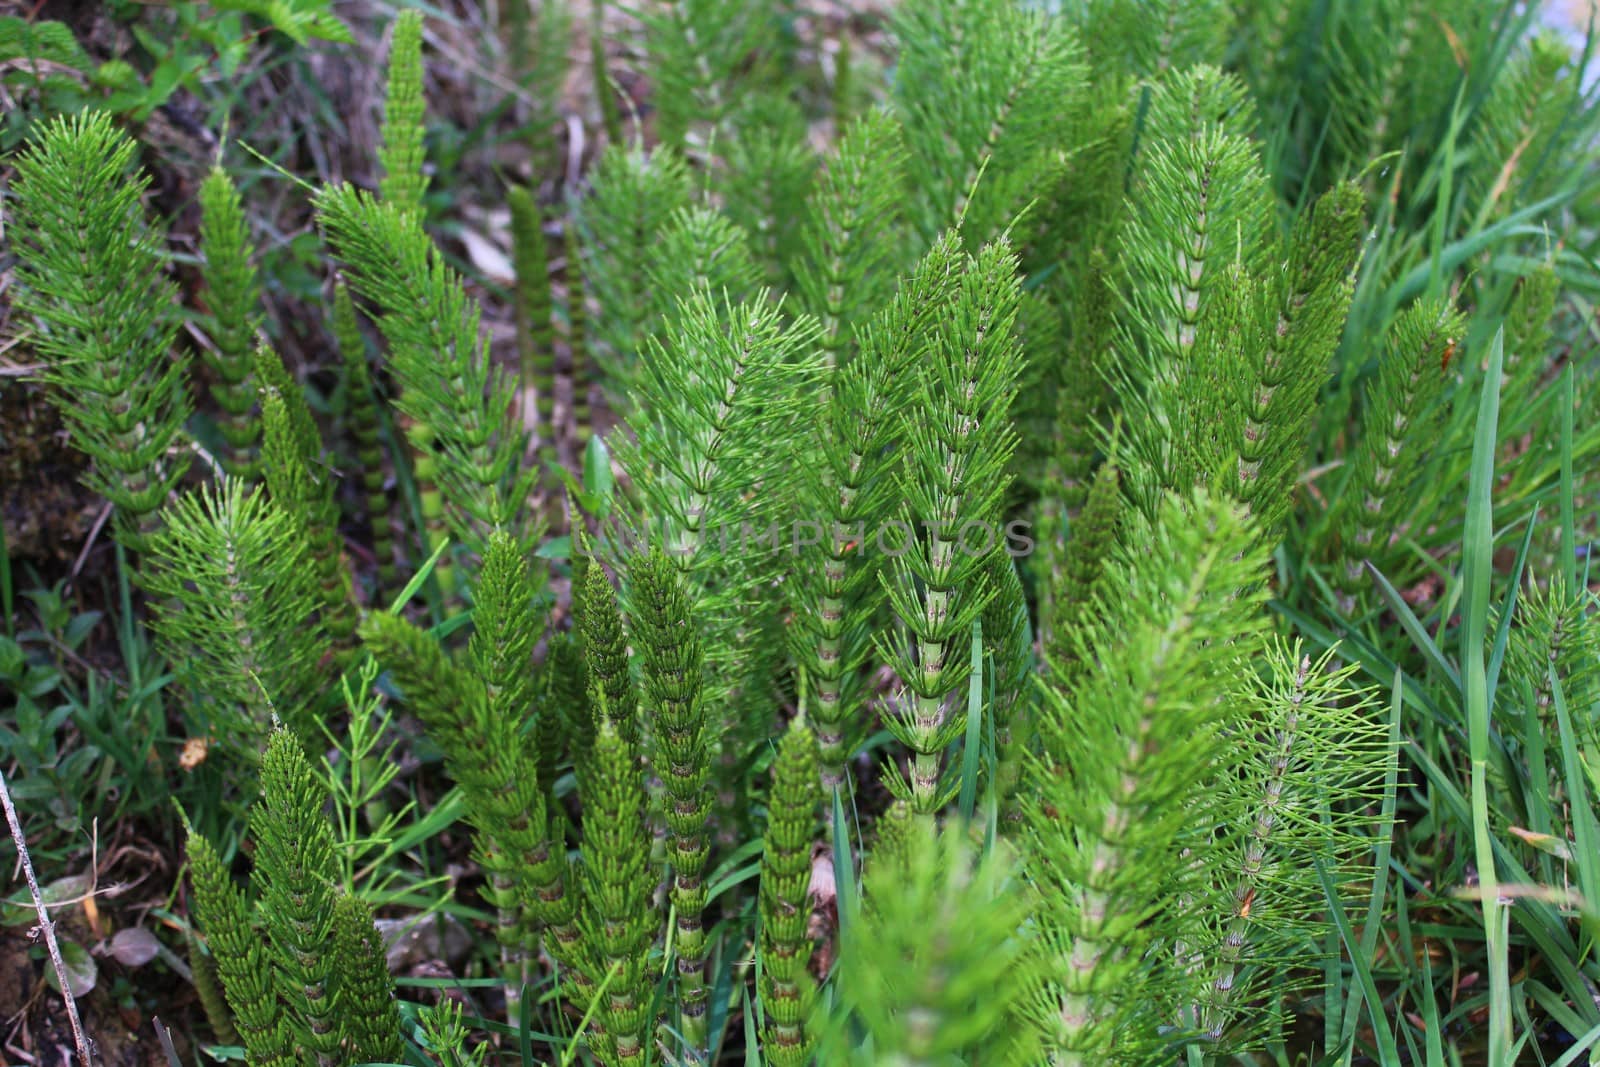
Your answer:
1461,326 -> 1510,1067
1365,563 -> 1461,692
1319,859 -> 1403,1066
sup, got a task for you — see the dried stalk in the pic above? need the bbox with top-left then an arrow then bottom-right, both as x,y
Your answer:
1,767 -> 95,1065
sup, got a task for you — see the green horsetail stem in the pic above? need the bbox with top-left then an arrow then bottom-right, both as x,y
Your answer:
254,731 -> 343,1065
9,111 -> 191,554
360,610 -> 587,1009
567,212 -> 594,450
197,166 -> 265,481
509,185 -> 559,479
882,239 -> 1025,815
759,717 -> 822,1066
1047,459 -> 1123,673
258,351 -> 358,653
630,549 -> 715,1055
575,544 -> 639,746
330,894 -> 405,1063
186,929 -> 238,1047
1334,298 -> 1464,609
332,281 -> 401,596
579,716 -> 659,1065
188,832 -> 295,1066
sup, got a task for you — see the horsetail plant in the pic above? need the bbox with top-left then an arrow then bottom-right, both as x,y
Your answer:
720,94 -> 816,292
508,183 -> 558,472
187,826 -> 295,1067
1022,490 -> 1271,1065
1045,456 -> 1123,673
186,728 -> 404,1067
574,539 -> 640,749
820,819 -> 1042,1066
1034,250 -> 1117,650
982,551 -> 1032,823
577,145 -> 695,389
792,231 -> 962,790
566,213 -> 595,445
253,727 -> 342,1063
258,355 -> 357,650
331,280 -> 400,595
890,0 -> 1086,247
548,630 -> 596,786
791,108 -> 908,368
377,8 -> 427,217
628,547 -> 716,1054
643,207 -> 763,341
318,184 -> 537,577
1217,179 -> 1366,538
1184,641 -> 1389,1047
10,0 -> 1600,1061
329,894 -> 405,1064
197,165 -> 265,480
641,0 -> 772,157
879,236 -> 1026,815
757,716 -> 821,1066
8,110 -> 191,552
359,606 -> 585,1003
186,929 -> 239,1048
577,716 -> 659,1066
463,531 -> 547,1011
139,479 -> 329,748
1116,67 -> 1277,513
1330,296 -> 1465,607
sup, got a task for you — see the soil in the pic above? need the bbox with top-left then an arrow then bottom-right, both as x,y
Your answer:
0,920 -> 195,1066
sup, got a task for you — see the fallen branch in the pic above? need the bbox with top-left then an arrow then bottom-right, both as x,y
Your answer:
0,767 -> 95,1066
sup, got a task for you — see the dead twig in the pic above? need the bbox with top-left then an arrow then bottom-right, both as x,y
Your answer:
0,768 -> 95,1067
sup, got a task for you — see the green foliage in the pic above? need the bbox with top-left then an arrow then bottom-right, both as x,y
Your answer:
791,232 -> 963,789
187,729 -> 404,1065
469,531 -> 543,729
330,281 -> 399,595
509,183 -> 558,465
574,546 -> 640,748
8,111 -> 190,551
792,108 -> 909,366
1115,66 -> 1278,514
577,145 -> 695,386
983,551 -> 1032,819
140,479 -> 329,746
377,9 -> 428,215
628,547 -> 715,1048
0,6 -> 323,147
758,717 -> 821,1066
12,3 -> 1600,1063
319,184 -> 536,562
577,717 -> 659,1065
197,165 -> 264,480
822,821 -> 1040,1065
879,237 -> 1026,812
1024,490 -> 1271,1062
1330,296 -> 1466,604
891,0 -> 1086,245
330,894 -> 405,1064
720,94 -> 817,291
253,727 -> 342,1060
210,0 -> 352,45
188,829 -> 295,1066
1046,457 -> 1122,670
642,0 -> 776,153
259,355 -> 357,649
360,604 -> 583,1005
